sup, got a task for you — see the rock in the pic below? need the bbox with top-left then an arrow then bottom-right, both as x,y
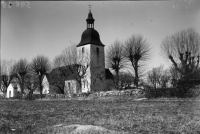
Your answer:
135,98 -> 147,101
49,124 -> 126,134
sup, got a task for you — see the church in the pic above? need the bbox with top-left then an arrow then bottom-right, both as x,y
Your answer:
46,8 -> 114,96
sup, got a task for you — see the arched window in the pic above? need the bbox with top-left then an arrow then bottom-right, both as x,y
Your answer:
96,47 -> 99,55
68,82 -> 71,89
96,47 -> 99,63
82,47 -> 84,53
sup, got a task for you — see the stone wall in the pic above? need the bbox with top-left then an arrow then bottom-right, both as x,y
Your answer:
64,80 -> 78,97
1,88 -> 143,100
45,94 -> 68,99
89,89 -> 141,97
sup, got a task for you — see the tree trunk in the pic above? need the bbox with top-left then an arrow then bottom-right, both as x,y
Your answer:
154,83 -> 157,89
21,76 -> 24,94
76,79 -> 82,94
79,82 -> 82,94
116,71 -> 119,90
134,63 -> 139,89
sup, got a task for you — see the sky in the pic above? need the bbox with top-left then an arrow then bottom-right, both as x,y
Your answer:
1,0 -> 200,70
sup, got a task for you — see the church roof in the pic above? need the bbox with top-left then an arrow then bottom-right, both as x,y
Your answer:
46,65 -> 78,83
45,65 -> 79,94
47,66 -> 113,83
77,28 -> 104,47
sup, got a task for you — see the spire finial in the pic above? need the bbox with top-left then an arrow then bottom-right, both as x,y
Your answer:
88,3 -> 92,12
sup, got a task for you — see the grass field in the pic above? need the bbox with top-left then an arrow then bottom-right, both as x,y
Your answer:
0,97 -> 200,134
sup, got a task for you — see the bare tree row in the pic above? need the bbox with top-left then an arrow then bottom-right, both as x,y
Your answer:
1,56 -> 51,99
161,28 -> 200,97
106,35 -> 151,90
107,28 -> 200,97
147,65 -> 178,89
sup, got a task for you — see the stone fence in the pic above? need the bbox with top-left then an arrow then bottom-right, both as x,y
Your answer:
89,89 -> 141,97
45,94 -> 68,99
44,89 -> 142,99
1,89 -> 143,100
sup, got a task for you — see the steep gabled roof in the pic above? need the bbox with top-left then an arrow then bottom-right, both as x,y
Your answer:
46,65 -> 79,84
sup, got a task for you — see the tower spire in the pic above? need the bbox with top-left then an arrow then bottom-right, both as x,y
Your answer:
88,3 -> 92,12
86,4 -> 95,29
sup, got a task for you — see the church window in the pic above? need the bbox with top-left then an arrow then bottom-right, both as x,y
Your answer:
96,47 -> 99,63
68,82 -> 71,89
96,47 -> 99,54
82,47 -> 84,53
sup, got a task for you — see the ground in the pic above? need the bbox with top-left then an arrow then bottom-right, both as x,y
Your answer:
0,96 -> 200,134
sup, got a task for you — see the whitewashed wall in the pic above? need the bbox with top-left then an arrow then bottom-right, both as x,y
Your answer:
6,84 -> 14,98
6,84 -> 21,98
77,44 -> 106,93
64,80 -> 77,97
42,75 -> 49,94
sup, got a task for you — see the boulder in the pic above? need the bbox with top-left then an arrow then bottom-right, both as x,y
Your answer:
49,124 -> 126,134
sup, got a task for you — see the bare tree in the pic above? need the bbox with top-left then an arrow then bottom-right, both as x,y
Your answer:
124,35 -> 151,88
106,40 -> 126,90
169,65 -> 181,88
161,28 -> 200,97
51,55 -> 67,93
160,69 -> 170,88
24,74 -> 39,100
12,59 -> 29,94
161,28 -> 200,75
147,65 -> 170,89
147,67 -> 162,89
53,55 -> 65,68
0,59 -> 16,94
48,65 -> 68,94
119,71 -> 135,90
30,55 -> 51,98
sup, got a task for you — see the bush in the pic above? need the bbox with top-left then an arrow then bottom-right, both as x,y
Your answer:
144,85 -> 200,99
144,87 -> 178,98
25,94 -> 47,100
0,94 -> 6,99
186,86 -> 200,98
78,92 -> 91,97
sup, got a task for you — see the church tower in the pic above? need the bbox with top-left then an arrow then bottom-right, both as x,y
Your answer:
77,7 -> 106,93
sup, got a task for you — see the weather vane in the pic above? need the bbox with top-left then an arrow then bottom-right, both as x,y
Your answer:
88,2 -> 92,12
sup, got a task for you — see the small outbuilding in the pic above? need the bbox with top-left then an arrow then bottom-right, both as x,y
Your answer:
6,83 -> 21,98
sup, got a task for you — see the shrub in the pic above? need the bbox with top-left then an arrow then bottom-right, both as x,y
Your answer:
186,85 -> 200,98
144,87 -> 178,98
25,94 -> 47,100
80,92 -> 91,97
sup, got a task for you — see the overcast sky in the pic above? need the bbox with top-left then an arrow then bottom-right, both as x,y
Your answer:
1,1 -> 200,70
